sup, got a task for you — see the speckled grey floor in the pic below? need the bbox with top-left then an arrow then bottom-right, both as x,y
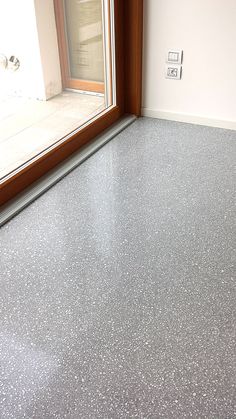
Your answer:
0,118 -> 236,419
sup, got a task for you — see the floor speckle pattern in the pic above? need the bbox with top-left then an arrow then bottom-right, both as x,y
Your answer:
0,118 -> 236,418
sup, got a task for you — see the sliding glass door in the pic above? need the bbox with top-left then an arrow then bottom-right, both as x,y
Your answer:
0,0 -> 143,206
0,0 -> 115,183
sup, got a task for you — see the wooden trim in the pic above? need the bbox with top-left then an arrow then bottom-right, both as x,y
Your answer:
54,0 -> 69,87
114,0 -> 124,115
106,0 -> 113,106
67,79 -> 104,94
0,0 -> 143,206
124,0 -> 143,116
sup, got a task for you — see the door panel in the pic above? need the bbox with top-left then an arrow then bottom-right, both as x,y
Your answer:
55,0 -> 106,93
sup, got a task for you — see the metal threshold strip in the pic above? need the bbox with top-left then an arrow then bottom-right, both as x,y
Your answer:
0,115 -> 136,227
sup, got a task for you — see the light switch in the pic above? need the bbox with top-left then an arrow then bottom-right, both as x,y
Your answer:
167,50 -> 183,64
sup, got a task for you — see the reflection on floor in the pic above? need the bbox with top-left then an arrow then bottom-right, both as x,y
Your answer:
0,91 -> 105,179
0,119 -> 235,418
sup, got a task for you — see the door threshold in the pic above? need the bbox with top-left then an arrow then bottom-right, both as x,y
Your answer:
64,88 -> 104,98
0,115 -> 136,227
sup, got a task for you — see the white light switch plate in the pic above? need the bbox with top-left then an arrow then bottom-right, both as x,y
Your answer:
165,66 -> 182,80
166,50 -> 183,64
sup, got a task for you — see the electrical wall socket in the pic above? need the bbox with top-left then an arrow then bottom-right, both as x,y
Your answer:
165,66 -> 182,80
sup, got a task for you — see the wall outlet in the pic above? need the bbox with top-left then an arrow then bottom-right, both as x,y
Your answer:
166,50 -> 183,64
165,66 -> 182,80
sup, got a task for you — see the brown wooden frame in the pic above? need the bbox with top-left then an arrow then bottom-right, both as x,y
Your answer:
0,0 -> 143,206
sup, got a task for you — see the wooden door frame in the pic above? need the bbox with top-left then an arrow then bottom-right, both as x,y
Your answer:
0,0 -> 143,206
54,0 -> 105,94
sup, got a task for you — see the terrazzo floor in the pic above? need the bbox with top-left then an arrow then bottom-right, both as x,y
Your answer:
0,118 -> 235,418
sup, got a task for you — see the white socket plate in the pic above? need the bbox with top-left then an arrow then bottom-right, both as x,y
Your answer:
165,66 -> 182,80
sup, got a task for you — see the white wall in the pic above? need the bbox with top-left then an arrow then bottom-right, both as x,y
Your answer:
0,0 -> 61,100
142,0 -> 236,129
34,0 -> 62,99
0,0 -> 44,99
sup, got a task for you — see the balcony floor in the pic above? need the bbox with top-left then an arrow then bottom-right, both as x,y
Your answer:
0,91 -> 105,180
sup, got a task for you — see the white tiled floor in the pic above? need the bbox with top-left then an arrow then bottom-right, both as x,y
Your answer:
0,91 -> 105,179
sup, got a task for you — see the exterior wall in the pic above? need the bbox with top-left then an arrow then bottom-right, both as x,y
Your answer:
0,0 -> 62,100
34,0 -> 62,99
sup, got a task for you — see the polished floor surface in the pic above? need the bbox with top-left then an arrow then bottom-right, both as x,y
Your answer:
0,118 -> 235,418
0,91 -> 104,180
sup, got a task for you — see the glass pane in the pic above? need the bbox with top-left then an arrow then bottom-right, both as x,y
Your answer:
64,0 -> 104,82
0,0 -> 115,181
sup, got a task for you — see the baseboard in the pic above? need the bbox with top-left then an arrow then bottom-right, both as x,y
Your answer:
0,115 -> 136,227
141,108 -> 236,131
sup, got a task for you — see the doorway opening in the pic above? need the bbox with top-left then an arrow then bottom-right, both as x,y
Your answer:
0,0 -> 114,181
